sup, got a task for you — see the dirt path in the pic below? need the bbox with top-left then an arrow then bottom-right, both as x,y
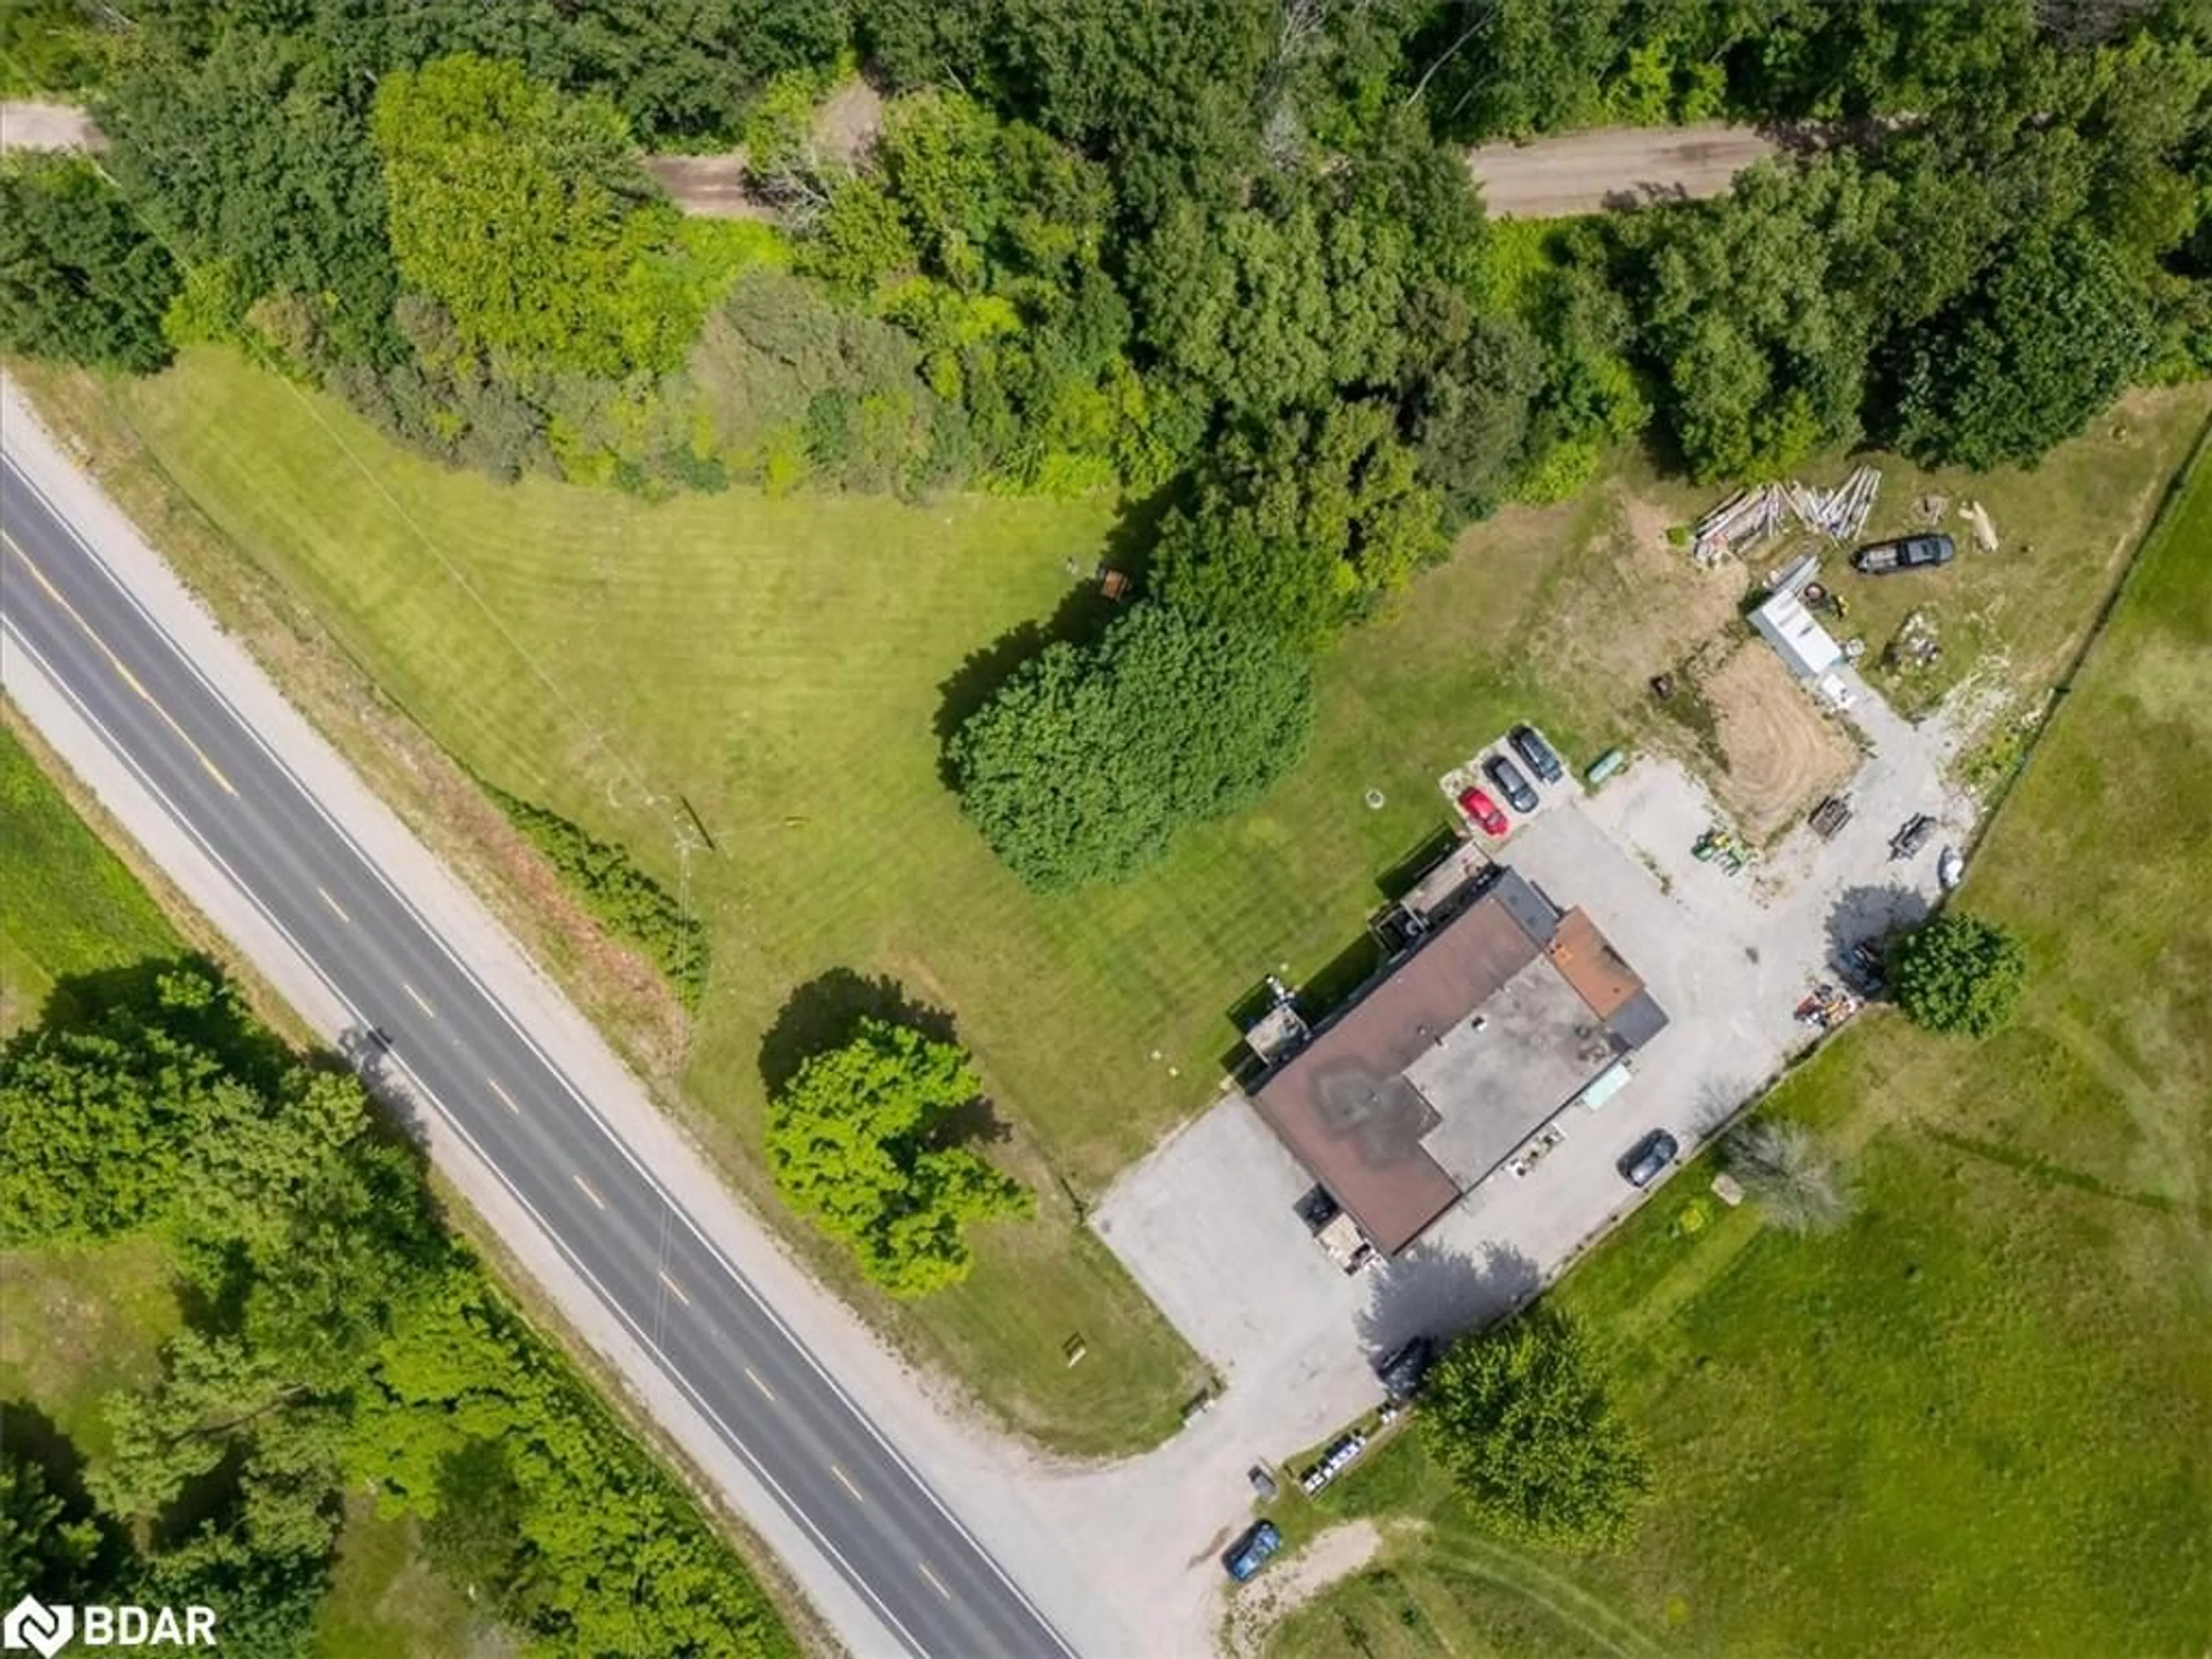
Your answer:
660,116 -> 1788,222
0,100 -> 105,152
1225,1520 -> 1385,1656
1468,120 -> 1782,217
5,92 -> 1782,222
643,79 -> 883,221
638,152 -> 771,219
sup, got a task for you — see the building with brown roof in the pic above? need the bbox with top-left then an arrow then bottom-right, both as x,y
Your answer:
1246,866 -> 1665,1256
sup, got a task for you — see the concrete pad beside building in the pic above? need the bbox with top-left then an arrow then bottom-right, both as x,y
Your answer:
1091,1091 -> 1370,1384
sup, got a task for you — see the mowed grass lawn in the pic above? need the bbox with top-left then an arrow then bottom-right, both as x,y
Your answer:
55,350 -> 2207,1454
0,724 -> 490,1659
1267,445 -> 2212,1658
79,349 -> 1608,1452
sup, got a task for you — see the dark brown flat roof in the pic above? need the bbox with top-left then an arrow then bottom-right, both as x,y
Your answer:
1249,889 -> 1546,1255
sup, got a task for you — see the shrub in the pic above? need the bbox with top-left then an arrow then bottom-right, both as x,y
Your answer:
484,787 -> 707,1007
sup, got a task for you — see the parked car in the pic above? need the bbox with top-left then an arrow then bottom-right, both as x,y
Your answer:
1843,938 -> 1888,997
1617,1129 -> 1680,1188
1851,532 -> 1956,576
1374,1335 -> 1436,1403
1509,724 -> 1565,784
1484,753 -> 1540,815
1223,1521 -> 1283,1582
1247,1464 -> 1279,1502
1456,785 -> 1509,838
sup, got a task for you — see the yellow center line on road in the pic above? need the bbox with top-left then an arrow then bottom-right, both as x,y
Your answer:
744,1365 -> 775,1402
5,535 -> 238,796
572,1174 -> 607,1211
316,885 -> 351,923
401,982 -> 435,1018
657,1270 -> 691,1308
486,1077 -> 521,1115
916,1561 -> 952,1601
830,1464 -> 863,1503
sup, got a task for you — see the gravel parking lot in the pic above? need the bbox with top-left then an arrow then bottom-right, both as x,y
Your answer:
1093,669 -> 1975,1458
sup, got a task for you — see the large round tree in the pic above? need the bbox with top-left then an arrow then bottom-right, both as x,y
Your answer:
946,601 -> 1315,890
766,1017 -> 1031,1297
1419,1308 -> 1649,1548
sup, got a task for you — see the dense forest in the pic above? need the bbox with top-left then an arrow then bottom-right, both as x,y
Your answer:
0,965 -> 794,1658
4,0 -> 2210,889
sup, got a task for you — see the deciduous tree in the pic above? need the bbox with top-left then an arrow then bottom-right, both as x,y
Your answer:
1396,285 -> 1544,520
1157,400 -> 1446,649
99,27 -> 402,366
1888,912 -> 2028,1037
372,55 -> 710,374
0,156 -> 180,373
947,603 -> 1316,889
1135,194 -> 1409,416
1891,228 -> 2155,469
1628,157 -> 1896,482
1722,1118 -> 1855,1234
766,1018 -> 1030,1296
1419,1308 -> 1649,1547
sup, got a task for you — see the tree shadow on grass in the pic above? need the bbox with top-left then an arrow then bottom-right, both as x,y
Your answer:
758,968 -> 1014,1148
929,482 -> 1185,786
756,968 -> 960,1097
1356,1242 -> 1541,1362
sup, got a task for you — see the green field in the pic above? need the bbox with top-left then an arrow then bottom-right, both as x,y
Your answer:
0,722 -> 496,1658
0,721 -> 177,1030
1266,443 -> 2212,1658
20,351 -> 2206,1453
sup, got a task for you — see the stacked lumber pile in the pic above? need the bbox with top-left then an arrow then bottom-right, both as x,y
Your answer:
1692,465 -> 1883,566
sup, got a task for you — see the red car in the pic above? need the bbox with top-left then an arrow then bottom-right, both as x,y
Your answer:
1457,786 -> 1509,838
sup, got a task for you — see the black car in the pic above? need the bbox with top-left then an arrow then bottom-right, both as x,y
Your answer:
1374,1336 -> 1435,1403
1617,1129 -> 1679,1188
1851,532 -> 1956,576
1509,724 -> 1565,784
1484,753 -> 1539,815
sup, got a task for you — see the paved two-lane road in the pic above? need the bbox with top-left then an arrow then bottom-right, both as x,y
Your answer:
0,451 -> 1074,1659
